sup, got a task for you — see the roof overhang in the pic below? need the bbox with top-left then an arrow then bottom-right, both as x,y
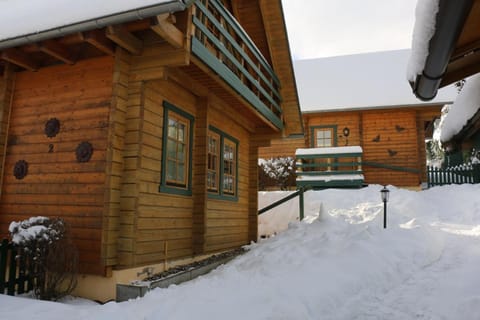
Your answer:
410,0 -> 474,101
0,0 -> 194,51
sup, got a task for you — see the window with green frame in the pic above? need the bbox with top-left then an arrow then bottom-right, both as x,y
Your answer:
207,126 -> 238,200
160,101 -> 194,195
310,125 -> 337,148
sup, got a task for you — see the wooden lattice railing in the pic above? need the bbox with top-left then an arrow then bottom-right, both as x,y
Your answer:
191,0 -> 283,129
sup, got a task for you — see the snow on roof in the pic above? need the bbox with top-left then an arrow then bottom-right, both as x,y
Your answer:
295,49 -> 455,112
440,74 -> 480,142
0,0 -> 175,42
406,0 -> 440,82
296,146 -> 363,156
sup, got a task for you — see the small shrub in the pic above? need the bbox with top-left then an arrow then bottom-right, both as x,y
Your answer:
9,217 -> 78,301
258,157 -> 296,190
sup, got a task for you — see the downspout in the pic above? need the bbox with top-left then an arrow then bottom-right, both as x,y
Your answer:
0,0 -> 195,51
411,0 -> 473,101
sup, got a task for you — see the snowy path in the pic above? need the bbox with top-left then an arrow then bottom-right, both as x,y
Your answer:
2,185 -> 480,320
334,223 -> 480,320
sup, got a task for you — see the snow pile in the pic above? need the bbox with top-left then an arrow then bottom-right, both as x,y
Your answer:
258,191 -> 321,237
440,74 -> 480,142
407,0 -> 440,82
3,185 -> 480,319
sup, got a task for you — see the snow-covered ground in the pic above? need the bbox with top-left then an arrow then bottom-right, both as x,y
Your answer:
2,184 -> 480,319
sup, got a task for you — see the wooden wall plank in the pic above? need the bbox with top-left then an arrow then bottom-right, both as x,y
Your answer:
0,57 -> 114,275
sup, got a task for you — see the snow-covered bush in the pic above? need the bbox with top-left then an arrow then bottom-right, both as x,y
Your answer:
258,157 -> 295,190
9,217 -> 78,301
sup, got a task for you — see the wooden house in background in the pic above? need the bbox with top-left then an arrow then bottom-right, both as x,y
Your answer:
260,104 -> 445,187
0,0 -> 302,301
260,51 -> 455,188
408,0 -> 480,166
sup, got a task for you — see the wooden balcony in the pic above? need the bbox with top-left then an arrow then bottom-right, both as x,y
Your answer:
191,0 -> 283,129
295,146 -> 365,189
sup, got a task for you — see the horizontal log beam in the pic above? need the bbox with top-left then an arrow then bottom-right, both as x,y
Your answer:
38,40 -> 75,65
151,14 -> 184,49
82,30 -> 115,56
106,25 -> 143,55
1,48 -> 38,71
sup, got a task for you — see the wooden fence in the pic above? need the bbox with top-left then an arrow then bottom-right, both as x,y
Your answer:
0,239 -> 35,296
427,164 -> 480,187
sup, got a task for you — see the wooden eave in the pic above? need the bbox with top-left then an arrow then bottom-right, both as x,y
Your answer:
441,0 -> 480,87
445,107 -> 480,146
0,14 -> 188,76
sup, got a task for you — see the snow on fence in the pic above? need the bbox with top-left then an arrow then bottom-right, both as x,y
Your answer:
0,239 -> 35,296
427,164 -> 480,187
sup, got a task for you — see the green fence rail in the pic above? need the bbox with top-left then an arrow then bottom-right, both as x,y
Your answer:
427,164 -> 480,187
0,239 -> 35,296
258,185 -> 312,221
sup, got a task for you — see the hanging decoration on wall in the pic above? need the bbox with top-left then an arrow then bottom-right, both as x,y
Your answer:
13,160 -> 28,180
342,127 -> 350,137
45,118 -> 60,138
395,125 -> 405,132
388,149 -> 398,157
372,134 -> 381,142
76,141 -> 93,163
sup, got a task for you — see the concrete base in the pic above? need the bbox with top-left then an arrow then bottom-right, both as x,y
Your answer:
116,255 -> 235,302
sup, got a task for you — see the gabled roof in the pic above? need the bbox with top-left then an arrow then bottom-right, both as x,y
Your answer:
0,0 -> 192,50
296,50 -> 455,113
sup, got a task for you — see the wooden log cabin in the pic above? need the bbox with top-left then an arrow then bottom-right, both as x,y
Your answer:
0,0 -> 302,301
261,49 -> 457,189
260,104 -> 446,188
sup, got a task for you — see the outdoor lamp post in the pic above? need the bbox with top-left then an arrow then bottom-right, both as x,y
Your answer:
380,185 -> 390,229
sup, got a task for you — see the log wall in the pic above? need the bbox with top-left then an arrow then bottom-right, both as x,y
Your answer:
361,110 -> 420,186
117,75 -> 254,268
0,57 -> 114,274
205,100 -> 250,253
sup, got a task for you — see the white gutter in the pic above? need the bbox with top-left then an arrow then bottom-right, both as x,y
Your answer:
0,0 -> 194,50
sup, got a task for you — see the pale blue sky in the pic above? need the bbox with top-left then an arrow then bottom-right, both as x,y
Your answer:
282,0 -> 419,60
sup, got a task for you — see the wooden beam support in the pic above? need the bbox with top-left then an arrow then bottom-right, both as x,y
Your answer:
1,48 -> 38,71
38,39 -> 75,65
106,25 -> 143,55
151,13 -> 184,49
82,30 -> 115,56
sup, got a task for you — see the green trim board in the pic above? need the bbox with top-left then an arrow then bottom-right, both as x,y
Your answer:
296,179 -> 364,189
159,101 -> 195,196
207,125 -> 239,202
310,125 -> 337,147
361,162 -> 420,173
192,38 -> 283,129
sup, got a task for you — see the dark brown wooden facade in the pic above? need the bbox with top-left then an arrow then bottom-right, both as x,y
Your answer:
0,0 -> 301,279
260,106 -> 443,187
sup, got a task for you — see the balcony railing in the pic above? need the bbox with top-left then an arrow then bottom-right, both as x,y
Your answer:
191,0 -> 283,129
295,146 -> 364,188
